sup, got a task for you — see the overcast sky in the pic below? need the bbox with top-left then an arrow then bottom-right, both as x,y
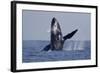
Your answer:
22,10 -> 91,41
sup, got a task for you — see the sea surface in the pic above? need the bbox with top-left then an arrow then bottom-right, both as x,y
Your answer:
22,40 -> 91,63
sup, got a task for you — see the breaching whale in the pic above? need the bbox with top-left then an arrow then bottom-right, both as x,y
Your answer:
42,17 -> 78,51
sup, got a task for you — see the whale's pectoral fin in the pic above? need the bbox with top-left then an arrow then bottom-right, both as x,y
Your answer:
63,29 -> 78,41
42,44 -> 51,51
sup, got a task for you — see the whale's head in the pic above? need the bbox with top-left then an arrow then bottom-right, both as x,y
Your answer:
51,17 -> 62,35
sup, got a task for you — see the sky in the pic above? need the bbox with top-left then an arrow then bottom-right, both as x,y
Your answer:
22,10 -> 91,41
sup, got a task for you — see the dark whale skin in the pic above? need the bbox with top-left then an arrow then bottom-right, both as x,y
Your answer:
51,17 -> 64,50
42,17 -> 78,51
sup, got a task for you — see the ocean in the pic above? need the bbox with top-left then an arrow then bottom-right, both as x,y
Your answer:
22,40 -> 91,63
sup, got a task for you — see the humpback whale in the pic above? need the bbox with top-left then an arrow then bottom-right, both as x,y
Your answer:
42,17 -> 78,51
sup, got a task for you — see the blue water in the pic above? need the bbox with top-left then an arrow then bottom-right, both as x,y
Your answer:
22,40 -> 91,63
